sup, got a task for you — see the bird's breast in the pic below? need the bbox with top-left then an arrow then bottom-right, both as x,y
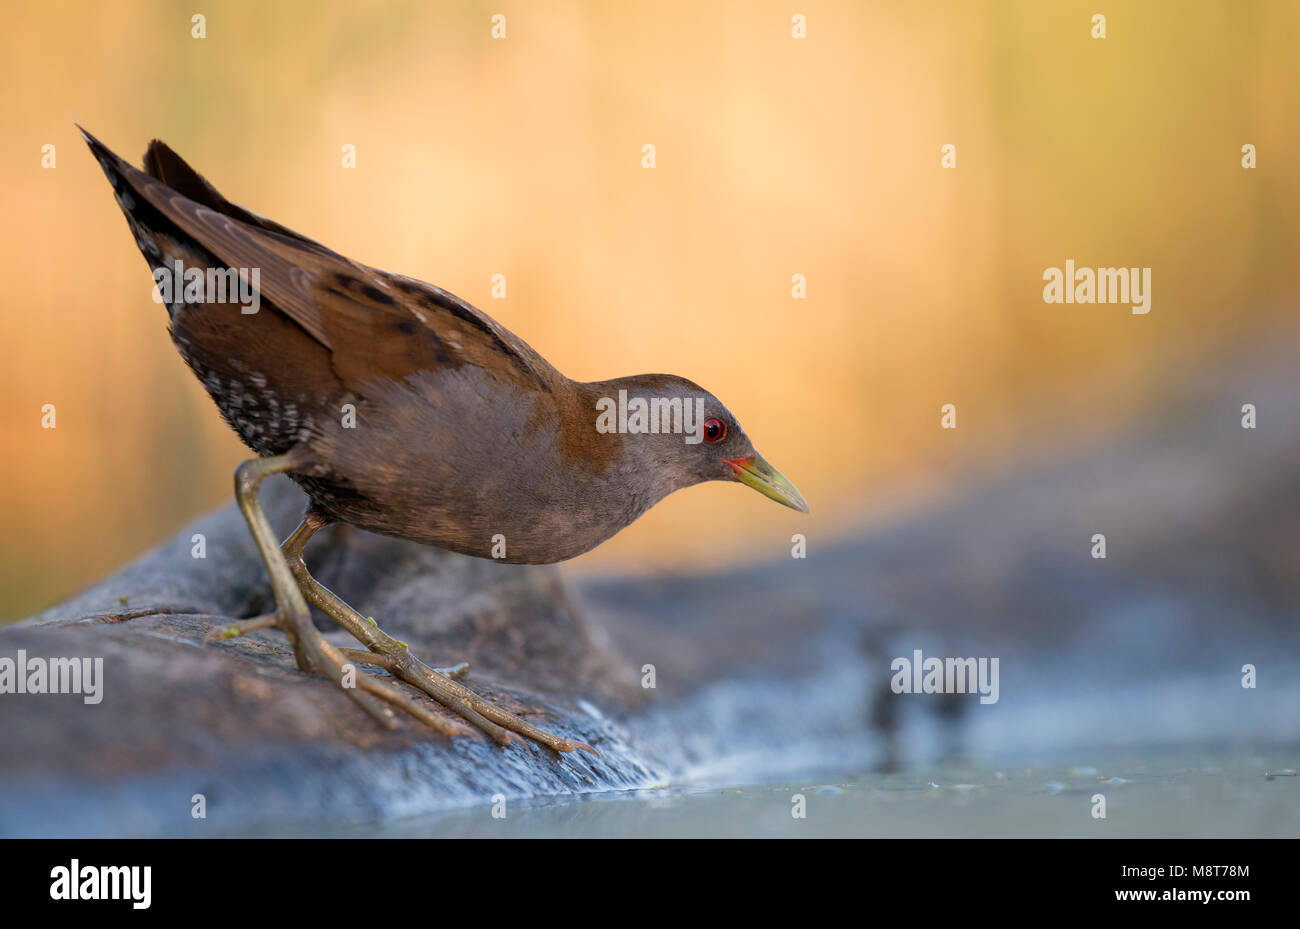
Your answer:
297,366 -> 641,563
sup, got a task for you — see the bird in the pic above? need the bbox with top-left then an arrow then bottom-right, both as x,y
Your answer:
80,127 -> 808,753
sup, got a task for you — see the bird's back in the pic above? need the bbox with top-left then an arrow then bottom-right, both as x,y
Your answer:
82,130 -> 646,561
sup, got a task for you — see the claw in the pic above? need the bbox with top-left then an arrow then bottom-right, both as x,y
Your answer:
433,661 -> 469,680
203,612 -> 279,645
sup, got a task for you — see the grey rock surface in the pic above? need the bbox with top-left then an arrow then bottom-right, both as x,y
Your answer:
2,344 -> 1297,836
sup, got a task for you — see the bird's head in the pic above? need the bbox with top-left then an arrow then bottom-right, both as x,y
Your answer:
580,374 -> 809,513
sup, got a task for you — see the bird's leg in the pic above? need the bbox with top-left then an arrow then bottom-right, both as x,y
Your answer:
282,514 -> 594,754
232,455 -> 474,738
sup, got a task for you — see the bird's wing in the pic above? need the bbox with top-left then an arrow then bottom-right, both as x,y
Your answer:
83,128 -> 554,394
316,267 -> 555,393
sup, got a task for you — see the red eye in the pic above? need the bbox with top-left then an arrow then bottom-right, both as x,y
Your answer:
703,418 -> 726,443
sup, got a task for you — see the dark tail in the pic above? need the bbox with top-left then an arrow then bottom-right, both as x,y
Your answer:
80,125 -> 335,259
79,126 -> 248,327
81,124 -> 245,219
80,126 -> 345,341
78,124 -> 148,196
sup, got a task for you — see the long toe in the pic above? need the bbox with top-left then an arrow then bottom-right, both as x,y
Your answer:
396,653 -> 596,754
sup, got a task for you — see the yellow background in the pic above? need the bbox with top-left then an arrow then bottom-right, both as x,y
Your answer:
2,1 -> 1297,619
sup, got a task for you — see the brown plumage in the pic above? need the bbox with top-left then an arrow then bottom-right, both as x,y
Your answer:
82,127 -> 806,750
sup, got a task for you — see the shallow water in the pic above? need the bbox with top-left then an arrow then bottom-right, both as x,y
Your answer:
321,747 -> 1298,838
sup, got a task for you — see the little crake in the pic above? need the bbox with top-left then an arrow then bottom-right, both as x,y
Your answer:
82,127 -> 807,752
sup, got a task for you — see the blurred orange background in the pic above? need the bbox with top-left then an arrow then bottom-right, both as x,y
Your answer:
2,0 -> 1297,620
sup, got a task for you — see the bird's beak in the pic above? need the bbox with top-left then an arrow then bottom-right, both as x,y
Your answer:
724,453 -> 809,513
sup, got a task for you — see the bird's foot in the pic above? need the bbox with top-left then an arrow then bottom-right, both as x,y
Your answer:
336,641 -> 595,754
205,610 -> 478,740
203,605 -> 586,750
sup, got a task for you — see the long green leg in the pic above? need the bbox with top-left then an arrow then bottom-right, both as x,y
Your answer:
233,455 -> 474,737
283,513 -> 594,754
